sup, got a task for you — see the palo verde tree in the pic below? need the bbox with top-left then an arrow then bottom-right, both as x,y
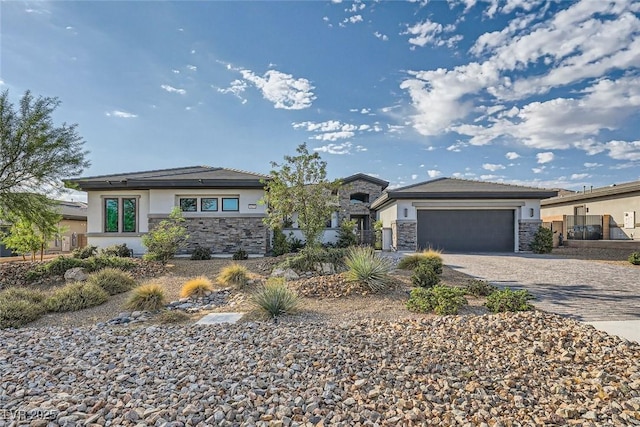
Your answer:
261,143 -> 340,248
2,208 -> 63,261
0,90 -> 89,222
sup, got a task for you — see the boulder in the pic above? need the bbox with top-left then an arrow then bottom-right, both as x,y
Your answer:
270,268 -> 299,280
64,267 -> 88,282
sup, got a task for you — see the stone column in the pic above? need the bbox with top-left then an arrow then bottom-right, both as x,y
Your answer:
518,220 -> 542,251
393,220 -> 417,251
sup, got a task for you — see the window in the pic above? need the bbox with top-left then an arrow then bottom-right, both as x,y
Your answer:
201,198 -> 218,212
104,197 -> 137,233
350,193 -> 369,204
180,198 -> 197,212
222,197 -> 239,211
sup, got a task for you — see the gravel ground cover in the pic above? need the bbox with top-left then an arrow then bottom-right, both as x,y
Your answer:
1,312 -> 639,426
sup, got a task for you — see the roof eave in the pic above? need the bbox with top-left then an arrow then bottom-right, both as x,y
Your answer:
70,179 -> 268,191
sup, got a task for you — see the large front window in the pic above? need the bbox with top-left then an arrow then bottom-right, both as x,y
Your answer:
104,197 -> 137,233
222,197 -> 239,211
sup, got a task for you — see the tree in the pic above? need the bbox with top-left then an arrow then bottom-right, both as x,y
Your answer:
261,143 -> 340,247
1,208 -> 62,261
142,207 -> 189,264
0,90 -> 89,222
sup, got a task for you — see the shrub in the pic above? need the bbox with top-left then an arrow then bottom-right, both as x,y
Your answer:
157,310 -> 190,324
530,226 -> 553,254
272,227 -> 291,256
72,245 -> 97,259
464,279 -> 497,297
142,207 -> 189,264
344,246 -> 394,292
0,288 -> 48,328
26,255 -> 136,281
41,256 -> 86,276
485,288 -> 534,313
411,262 -> 441,288
46,282 -> 109,312
629,252 -> 640,265
336,219 -> 358,248
232,248 -> 248,260
218,263 -> 249,288
126,283 -> 166,312
251,278 -> 298,318
100,243 -> 133,258
279,246 -> 346,272
180,276 -> 214,299
190,246 -> 211,261
86,268 -> 137,295
406,285 -> 468,315
86,256 -> 136,272
398,249 -> 443,272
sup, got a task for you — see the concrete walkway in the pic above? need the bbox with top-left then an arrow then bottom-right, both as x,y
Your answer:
440,253 -> 640,341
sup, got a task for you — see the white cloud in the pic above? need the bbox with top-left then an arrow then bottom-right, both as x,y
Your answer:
605,140 -> 640,161
292,120 -> 378,141
186,65 -> 197,71
216,80 -> 248,104
374,31 -> 389,41
239,69 -> 315,110
505,152 -> 520,160
482,163 -> 505,171
532,167 -> 545,174
161,84 -> 186,95
191,49 -> 196,54
402,19 -> 462,48
411,174 -> 419,180
342,15 -> 363,26
355,145 -> 367,152
360,108 -> 370,114
480,174 -> 501,180
583,162 -> 602,168
0,79 -> 4,86
419,164 -> 425,168
172,69 -> 180,74
536,152 -> 555,164
570,173 -> 590,180
313,142 -> 354,155
427,170 -> 442,178
105,110 -> 138,119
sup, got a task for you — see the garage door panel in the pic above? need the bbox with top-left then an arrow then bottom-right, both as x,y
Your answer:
417,210 -> 514,252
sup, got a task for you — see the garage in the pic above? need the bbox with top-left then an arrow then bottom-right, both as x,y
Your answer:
417,209 -> 515,252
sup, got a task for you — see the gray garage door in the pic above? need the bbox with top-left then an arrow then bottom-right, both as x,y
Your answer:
417,209 -> 514,252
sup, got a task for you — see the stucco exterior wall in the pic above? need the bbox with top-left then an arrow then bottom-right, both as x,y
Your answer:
542,193 -> 640,240
149,188 -> 266,215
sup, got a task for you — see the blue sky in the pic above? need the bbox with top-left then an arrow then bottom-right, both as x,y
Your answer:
2,0 -> 640,201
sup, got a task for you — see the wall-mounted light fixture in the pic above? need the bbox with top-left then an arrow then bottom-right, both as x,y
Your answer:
403,208 -> 408,218
529,208 -> 535,217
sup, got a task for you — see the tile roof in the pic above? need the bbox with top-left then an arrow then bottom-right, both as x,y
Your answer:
542,179 -> 640,206
341,173 -> 389,189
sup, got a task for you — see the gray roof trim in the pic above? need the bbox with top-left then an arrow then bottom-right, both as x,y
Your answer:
74,179 -> 266,191
541,181 -> 640,206
341,173 -> 389,189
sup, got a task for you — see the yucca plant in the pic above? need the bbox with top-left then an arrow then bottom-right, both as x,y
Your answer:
180,276 -> 214,298
86,267 -> 137,295
251,278 -> 298,318
217,263 -> 249,288
46,282 -> 109,312
344,246 -> 394,292
126,283 -> 166,312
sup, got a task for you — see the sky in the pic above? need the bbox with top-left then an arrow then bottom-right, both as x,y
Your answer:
2,0 -> 640,202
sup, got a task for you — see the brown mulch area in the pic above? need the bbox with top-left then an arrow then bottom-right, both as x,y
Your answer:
551,246 -> 636,267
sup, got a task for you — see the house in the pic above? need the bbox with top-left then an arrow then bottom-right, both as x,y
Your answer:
371,178 -> 558,252
67,166 -> 270,255
48,201 -> 88,253
541,180 -> 640,241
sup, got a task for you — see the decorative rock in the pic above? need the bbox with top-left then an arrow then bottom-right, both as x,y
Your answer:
271,268 -> 299,280
64,267 -> 88,282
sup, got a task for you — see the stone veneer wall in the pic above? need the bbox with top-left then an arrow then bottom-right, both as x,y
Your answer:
148,216 -> 267,254
393,220 -> 417,251
518,220 -> 542,251
337,180 -> 385,225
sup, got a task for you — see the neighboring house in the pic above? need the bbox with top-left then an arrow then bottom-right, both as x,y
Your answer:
67,166 -> 270,255
371,178 -> 557,252
282,173 -> 389,245
541,180 -> 640,241
48,201 -> 88,253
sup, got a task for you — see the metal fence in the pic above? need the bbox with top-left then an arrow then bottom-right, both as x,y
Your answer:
566,215 -> 603,240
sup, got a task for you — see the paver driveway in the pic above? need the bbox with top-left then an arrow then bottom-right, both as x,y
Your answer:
441,253 -> 640,322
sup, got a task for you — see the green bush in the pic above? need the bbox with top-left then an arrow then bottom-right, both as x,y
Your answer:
336,219 -> 358,248
464,279 -> 497,297
72,245 -> 97,259
279,246 -> 346,272
86,268 -> 137,295
100,243 -> 133,258
344,246 -> 394,292
398,250 -> 443,272
411,262 -> 441,288
190,246 -> 211,261
530,226 -> 553,254
232,248 -> 248,260
628,252 -> 640,265
251,278 -> 298,318
406,285 -> 468,315
142,207 -> 188,264
41,256 -> 86,276
126,283 -> 166,312
485,288 -> 534,313
46,282 -> 109,312
86,256 -> 136,271
0,288 -> 48,328
26,255 -> 136,281
272,227 -> 291,256
218,263 -> 249,288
